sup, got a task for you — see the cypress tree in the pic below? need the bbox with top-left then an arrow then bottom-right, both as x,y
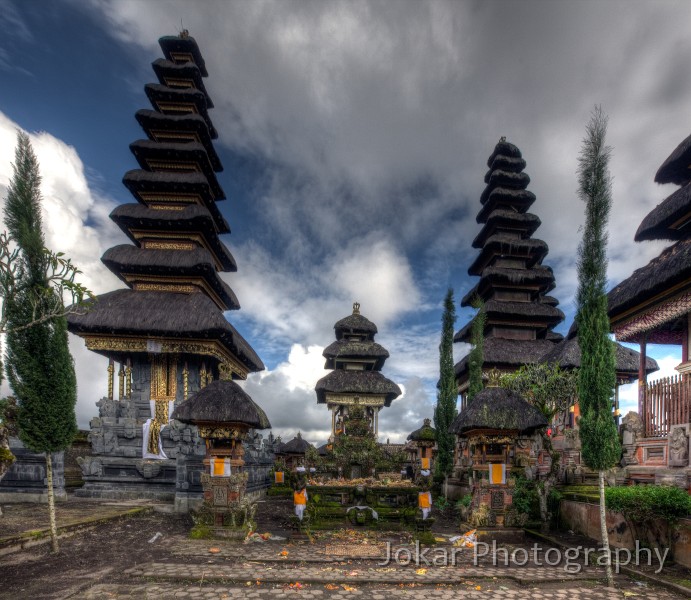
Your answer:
467,297 -> 486,403
575,107 -> 620,586
4,132 -> 77,552
433,288 -> 457,480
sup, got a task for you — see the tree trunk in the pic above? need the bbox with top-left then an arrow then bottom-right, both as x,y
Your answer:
599,470 -> 613,587
46,452 -> 59,553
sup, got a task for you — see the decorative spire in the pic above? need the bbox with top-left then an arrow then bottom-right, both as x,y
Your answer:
352,302 -> 360,315
486,368 -> 502,388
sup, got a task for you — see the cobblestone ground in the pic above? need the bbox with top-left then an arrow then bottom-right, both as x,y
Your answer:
68,537 -> 686,599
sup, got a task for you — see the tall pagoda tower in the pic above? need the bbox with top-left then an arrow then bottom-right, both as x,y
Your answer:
68,32 -> 264,503
316,303 -> 401,440
454,139 -> 564,407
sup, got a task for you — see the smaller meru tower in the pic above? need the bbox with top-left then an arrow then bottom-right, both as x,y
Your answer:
68,32 -> 265,503
316,303 -> 401,441
454,139 -> 564,407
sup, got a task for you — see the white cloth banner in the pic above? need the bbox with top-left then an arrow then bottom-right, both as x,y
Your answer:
141,399 -> 175,460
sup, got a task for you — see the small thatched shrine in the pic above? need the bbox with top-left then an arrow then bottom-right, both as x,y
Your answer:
450,373 -> 547,527
172,378 -> 270,535
280,433 -> 314,470
407,418 -> 437,474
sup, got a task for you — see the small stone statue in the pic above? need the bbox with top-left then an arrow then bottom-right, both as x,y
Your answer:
668,426 -> 689,467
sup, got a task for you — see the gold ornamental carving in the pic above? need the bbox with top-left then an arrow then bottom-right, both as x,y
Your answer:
325,394 -> 385,408
125,363 -> 132,398
107,361 -> 114,400
82,336 -> 251,380
118,363 -> 125,400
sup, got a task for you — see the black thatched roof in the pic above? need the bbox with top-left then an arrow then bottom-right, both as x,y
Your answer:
159,34 -> 209,77
122,170 -> 229,233
110,203 -> 236,271
151,58 -> 212,107
460,265 -> 556,307
334,312 -> 378,340
635,184 -> 691,242
135,110 -> 221,170
449,387 -> 547,434
468,234 -> 548,275
129,140 -> 224,199
454,338 -> 557,379
477,188 -> 537,223
472,210 -> 541,248
454,300 -> 564,343
322,339 -> 389,370
171,380 -> 270,428
540,295 -> 560,307
102,244 -> 239,310
655,132 -> 691,185
545,331 -> 564,342
144,84 -> 217,138
407,418 -> 436,442
317,443 -> 330,456
480,171 -> 531,204
484,156 -> 526,181
487,140 -> 522,166
541,336 -> 659,378
282,433 -> 313,454
608,239 -> 691,317
315,370 -> 401,406
67,289 -> 264,372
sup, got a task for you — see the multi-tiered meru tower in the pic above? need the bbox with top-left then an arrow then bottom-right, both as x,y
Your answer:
68,32 -> 265,505
316,303 -> 401,441
454,139 -> 564,408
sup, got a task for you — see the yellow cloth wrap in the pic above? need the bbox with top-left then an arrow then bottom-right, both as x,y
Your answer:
294,490 -> 307,505
418,492 -> 431,509
421,457 -> 430,470
147,419 -> 161,455
490,463 -> 505,485
147,400 -> 170,455
275,472 -> 284,484
213,459 -> 226,476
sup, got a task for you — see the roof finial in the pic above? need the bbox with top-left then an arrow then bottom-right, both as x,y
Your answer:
179,20 -> 189,38
500,136 -> 506,142
487,368 -> 502,388
352,302 -> 360,315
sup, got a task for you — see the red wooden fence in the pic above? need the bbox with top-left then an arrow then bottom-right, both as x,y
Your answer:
644,373 -> 690,437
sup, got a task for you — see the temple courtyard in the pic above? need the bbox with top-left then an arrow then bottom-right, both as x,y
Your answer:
1,494 -> 688,599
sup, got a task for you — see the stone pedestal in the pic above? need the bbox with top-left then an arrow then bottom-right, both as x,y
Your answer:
0,438 -> 65,503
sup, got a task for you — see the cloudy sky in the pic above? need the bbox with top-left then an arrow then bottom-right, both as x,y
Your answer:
0,0 -> 688,445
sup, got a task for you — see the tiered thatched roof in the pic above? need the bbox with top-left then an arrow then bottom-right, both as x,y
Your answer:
407,418 -> 436,442
315,370 -> 401,405
282,433 -> 313,455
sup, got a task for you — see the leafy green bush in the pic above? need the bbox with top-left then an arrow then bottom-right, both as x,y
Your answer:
458,494 -> 472,509
434,495 -> 450,512
512,475 -> 540,520
606,485 -> 691,527
606,485 -> 691,554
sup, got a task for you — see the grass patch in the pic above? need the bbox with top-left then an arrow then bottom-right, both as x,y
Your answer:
189,525 -> 212,540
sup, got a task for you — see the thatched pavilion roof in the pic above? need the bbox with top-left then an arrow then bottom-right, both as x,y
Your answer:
635,184 -> 691,241
171,380 -> 270,429
607,239 -> 691,317
655,132 -> 691,185
282,433 -> 313,454
407,418 -> 436,442
67,289 -> 264,372
110,203 -> 237,271
484,155 -> 526,180
541,336 -> 659,379
315,370 -> 401,406
449,386 -> 547,434
477,188 -> 536,223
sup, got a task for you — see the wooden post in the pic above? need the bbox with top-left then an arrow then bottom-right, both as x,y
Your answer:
638,335 -> 647,431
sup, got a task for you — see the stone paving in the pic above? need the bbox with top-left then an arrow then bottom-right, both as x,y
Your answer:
78,538 -> 685,600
